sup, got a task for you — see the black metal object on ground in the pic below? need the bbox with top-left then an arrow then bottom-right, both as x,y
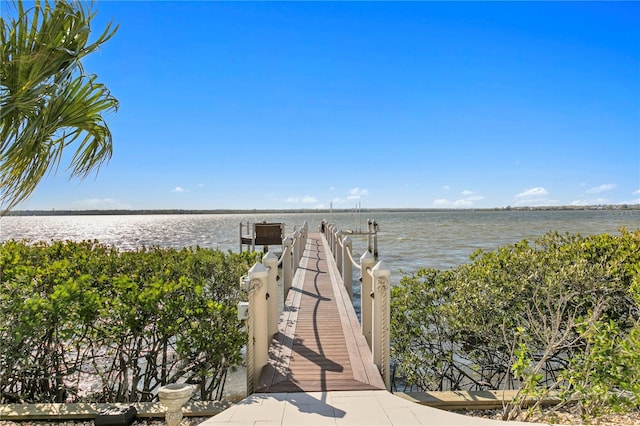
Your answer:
94,406 -> 137,426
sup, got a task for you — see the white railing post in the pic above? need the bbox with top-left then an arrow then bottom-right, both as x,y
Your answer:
292,229 -> 300,273
342,236 -> 353,301
297,226 -> 304,265
360,251 -> 375,349
262,251 -> 279,339
329,224 -> 337,251
335,231 -> 343,274
372,220 -> 379,259
302,221 -> 308,250
282,237 -> 293,297
246,262 -> 268,394
372,261 -> 391,390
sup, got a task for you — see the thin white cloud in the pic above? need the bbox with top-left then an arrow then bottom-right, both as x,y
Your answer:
453,199 -> 474,207
433,192 -> 484,208
443,185 -> 450,191
347,187 -> 369,200
586,183 -> 616,194
632,189 -> 640,195
73,198 -> 131,209
619,198 -> 640,205
516,187 -> 548,198
513,187 -> 552,206
284,195 -> 318,204
570,198 -> 609,206
172,186 -> 188,193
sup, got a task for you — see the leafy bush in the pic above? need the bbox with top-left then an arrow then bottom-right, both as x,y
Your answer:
0,240 -> 259,403
391,229 -> 640,417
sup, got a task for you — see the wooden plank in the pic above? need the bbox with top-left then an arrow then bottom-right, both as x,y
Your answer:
395,390 -> 563,411
321,235 -> 386,390
257,233 -> 385,393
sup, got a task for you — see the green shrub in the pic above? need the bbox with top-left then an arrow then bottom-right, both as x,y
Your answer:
0,240 -> 259,403
391,229 -> 640,417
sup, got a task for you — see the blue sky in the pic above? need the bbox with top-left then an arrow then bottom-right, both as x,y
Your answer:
12,1 -> 640,210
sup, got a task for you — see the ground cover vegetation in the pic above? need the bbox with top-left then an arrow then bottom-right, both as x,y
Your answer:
391,229 -> 640,421
0,240 -> 260,403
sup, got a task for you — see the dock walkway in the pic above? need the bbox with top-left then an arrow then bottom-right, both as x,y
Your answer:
204,231 -> 545,425
256,232 -> 385,393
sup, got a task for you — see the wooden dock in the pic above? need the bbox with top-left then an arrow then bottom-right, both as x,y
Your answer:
256,232 -> 386,393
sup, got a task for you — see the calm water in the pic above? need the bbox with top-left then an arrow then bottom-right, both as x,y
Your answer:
1,210 -> 638,281
2,209 -> 638,398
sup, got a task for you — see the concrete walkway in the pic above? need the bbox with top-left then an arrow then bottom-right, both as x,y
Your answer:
202,390 -> 547,425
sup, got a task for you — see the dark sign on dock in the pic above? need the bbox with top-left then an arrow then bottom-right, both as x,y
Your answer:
253,223 -> 284,245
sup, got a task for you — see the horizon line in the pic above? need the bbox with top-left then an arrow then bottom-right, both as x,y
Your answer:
4,204 -> 640,217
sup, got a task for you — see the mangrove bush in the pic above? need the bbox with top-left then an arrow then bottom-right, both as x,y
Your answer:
0,240 -> 259,403
391,229 -> 640,418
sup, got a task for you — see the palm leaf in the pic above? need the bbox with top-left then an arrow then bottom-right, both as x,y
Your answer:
0,0 -> 118,213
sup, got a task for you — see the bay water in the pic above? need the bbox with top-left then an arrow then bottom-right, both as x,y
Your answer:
2,209 -> 638,398
2,209 -> 638,281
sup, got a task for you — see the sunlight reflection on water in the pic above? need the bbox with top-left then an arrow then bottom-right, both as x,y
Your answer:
1,210 -> 638,279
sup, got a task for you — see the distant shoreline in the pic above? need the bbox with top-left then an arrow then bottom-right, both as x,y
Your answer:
5,205 -> 639,216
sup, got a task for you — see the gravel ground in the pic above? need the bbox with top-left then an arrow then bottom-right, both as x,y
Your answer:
460,407 -> 640,425
2,408 -> 639,425
0,419 -> 210,426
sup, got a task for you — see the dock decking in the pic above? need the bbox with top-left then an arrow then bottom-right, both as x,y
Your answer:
256,232 -> 386,393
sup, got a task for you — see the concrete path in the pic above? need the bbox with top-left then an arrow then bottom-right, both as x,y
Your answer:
202,390 -> 547,425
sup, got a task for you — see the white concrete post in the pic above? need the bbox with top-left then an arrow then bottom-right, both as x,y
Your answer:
297,226 -> 307,266
302,222 -> 308,257
335,231 -> 343,274
292,229 -> 300,273
342,236 -> 353,301
282,237 -> 293,297
329,224 -> 335,250
373,220 -> 379,259
372,261 -> 391,390
262,251 -> 279,339
247,262 -> 268,394
302,221 -> 308,245
360,251 -> 375,349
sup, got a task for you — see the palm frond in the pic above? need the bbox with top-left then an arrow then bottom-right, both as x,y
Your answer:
0,0 -> 118,214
